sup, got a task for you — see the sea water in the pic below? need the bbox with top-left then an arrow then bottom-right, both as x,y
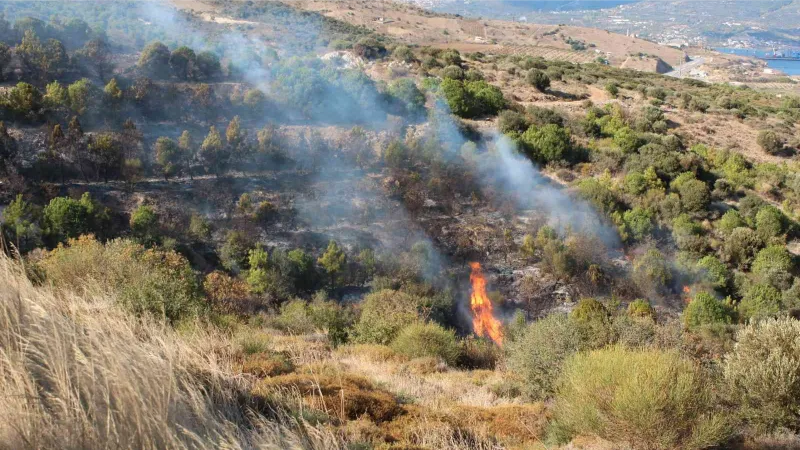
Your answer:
715,48 -> 800,76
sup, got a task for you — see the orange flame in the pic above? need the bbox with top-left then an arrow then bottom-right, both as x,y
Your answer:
683,286 -> 691,294
683,285 -> 692,304
469,262 -> 504,346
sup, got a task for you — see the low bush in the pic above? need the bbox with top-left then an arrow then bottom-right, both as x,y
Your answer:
505,313 -> 584,400
353,289 -> 423,345
683,292 -> 733,329
390,322 -> 462,366
38,235 -> 204,322
724,317 -> 800,433
554,346 -> 730,449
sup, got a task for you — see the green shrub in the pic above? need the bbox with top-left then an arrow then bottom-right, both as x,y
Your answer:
752,245 -> 794,289
273,299 -> 316,334
505,313 -> 583,400
42,193 -> 109,245
721,227 -> 762,269
627,299 -> 655,319
520,124 -> 572,163
497,110 -> 528,134
527,69 -> 550,91
724,317 -> 800,433
613,127 -> 641,153
633,248 -> 672,295
716,210 -> 745,236
684,293 -> 732,329
755,205 -> 787,242
678,179 -> 710,213
756,130 -> 783,155
571,299 -> 614,348
390,322 -> 462,366
353,290 -> 423,345
129,205 -> 159,245
39,235 -> 204,322
738,283 -> 782,321
697,255 -> 731,291
554,347 -> 729,449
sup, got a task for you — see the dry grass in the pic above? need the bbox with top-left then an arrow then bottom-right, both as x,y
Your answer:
0,255 -> 340,450
335,345 -> 514,409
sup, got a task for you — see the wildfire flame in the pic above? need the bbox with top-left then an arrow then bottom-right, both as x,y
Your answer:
469,262 -> 504,346
683,285 -> 692,304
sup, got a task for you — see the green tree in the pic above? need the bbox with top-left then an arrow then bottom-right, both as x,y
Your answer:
1,194 -> 42,252
613,127 -> 641,153
195,51 -> 221,79
622,207 -> 653,242
3,82 -> 42,120
137,41 -> 170,78
697,255 -> 731,291
633,248 -> 671,294
243,88 -> 267,112
721,227 -> 762,269
178,130 -> 195,179
169,46 -> 196,80
752,245 -> 794,290
67,78 -> 95,115
43,81 -> 67,108
318,240 -> 346,288
103,78 -> 123,105
154,136 -> 182,180
42,193 -> 107,244
130,205 -> 159,246
389,78 -> 425,116
88,133 -> 123,182
199,126 -> 227,176
716,209 -> 745,236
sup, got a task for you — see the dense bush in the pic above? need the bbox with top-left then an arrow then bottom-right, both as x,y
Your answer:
554,347 -> 729,449
520,124 -> 573,163
752,245 -> 794,289
683,293 -> 733,329
505,313 -> 584,400
724,318 -> 800,433
756,130 -> 783,155
527,69 -> 550,91
353,290 -> 423,345
440,78 -> 506,118
38,236 -> 204,322
738,283 -> 782,321
721,227 -> 762,269
390,322 -> 462,366
678,179 -> 711,213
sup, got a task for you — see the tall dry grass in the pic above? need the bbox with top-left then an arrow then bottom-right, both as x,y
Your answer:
0,255 -> 340,450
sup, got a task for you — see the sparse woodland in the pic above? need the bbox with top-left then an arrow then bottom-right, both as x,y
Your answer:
3,1 -> 800,449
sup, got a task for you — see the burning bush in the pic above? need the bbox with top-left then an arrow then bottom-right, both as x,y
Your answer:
554,346 -> 730,449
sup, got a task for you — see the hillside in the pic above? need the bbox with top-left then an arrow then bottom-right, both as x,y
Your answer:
1,0 -> 800,449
